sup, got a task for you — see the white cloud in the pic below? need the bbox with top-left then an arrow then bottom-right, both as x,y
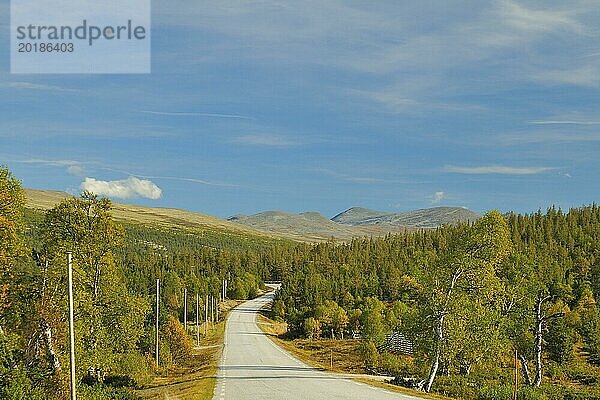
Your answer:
444,165 -> 554,175
232,134 -> 301,147
66,165 -> 85,176
432,191 -> 445,204
80,176 -> 162,200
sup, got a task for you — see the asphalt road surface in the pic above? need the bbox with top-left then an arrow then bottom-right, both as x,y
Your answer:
213,290 -> 423,400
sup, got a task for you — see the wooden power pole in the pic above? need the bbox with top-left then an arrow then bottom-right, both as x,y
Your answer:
67,252 -> 77,400
195,293 -> 200,346
205,295 -> 209,334
514,349 -> 518,400
213,296 -> 216,322
155,279 -> 160,366
216,295 -> 219,323
183,288 -> 187,331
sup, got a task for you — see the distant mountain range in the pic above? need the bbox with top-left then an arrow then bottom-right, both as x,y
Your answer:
24,188 -> 480,243
331,206 -> 481,228
230,206 -> 480,241
228,211 -> 363,242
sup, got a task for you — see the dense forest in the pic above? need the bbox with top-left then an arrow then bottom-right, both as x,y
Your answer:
276,206 -> 600,398
4,164 -> 600,399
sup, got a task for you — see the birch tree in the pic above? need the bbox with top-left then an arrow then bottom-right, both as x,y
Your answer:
0,167 -> 26,333
502,250 -> 568,387
413,211 -> 510,392
39,193 -> 149,378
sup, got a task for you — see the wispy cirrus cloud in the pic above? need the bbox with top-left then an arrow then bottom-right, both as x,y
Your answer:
499,0 -> 583,33
140,110 -> 254,120
318,168 -> 388,184
138,175 -> 238,188
98,167 -> 239,188
528,120 -> 600,125
498,131 -> 600,144
232,134 -> 302,147
0,81 -> 78,92
444,165 -> 554,175
18,158 -> 80,167
16,158 -> 86,176
533,66 -> 600,87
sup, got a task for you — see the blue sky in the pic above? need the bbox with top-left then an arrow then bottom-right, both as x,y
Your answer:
1,1 -> 600,218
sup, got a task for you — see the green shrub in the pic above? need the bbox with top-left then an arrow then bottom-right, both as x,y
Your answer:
433,375 -> 477,399
0,367 -> 47,400
358,340 -> 379,370
78,385 -> 140,400
110,353 -> 153,387
380,352 -> 400,375
379,352 -> 416,377
565,360 -> 599,385
517,386 -> 550,400
477,384 -> 513,400
272,299 -> 286,321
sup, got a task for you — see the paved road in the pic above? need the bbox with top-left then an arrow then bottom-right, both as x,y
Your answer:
213,290 -> 422,400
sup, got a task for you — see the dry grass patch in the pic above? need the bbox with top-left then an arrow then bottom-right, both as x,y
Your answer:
257,313 -> 365,374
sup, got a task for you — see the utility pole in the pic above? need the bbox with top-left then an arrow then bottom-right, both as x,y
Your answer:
155,279 -> 160,366
67,252 -> 77,400
195,293 -> 200,346
213,296 -> 216,322
205,295 -> 209,334
514,349 -> 518,400
330,348 -> 333,369
183,288 -> 187,331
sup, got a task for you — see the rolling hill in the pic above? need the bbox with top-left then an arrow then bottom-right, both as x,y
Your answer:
227,211 -> 398,242
25,189 -> 480,243
24,188 -> 275,239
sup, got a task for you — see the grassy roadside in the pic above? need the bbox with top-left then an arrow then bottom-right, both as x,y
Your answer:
136,300 -> 242,400
354,377 -> 454,400
256,312 -> 452,400
257,313 -> 365,374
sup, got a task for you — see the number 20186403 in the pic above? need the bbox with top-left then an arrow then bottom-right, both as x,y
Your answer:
17,42 -> 74,53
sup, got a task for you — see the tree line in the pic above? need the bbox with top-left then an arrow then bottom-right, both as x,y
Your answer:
275,207 -> 600,398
